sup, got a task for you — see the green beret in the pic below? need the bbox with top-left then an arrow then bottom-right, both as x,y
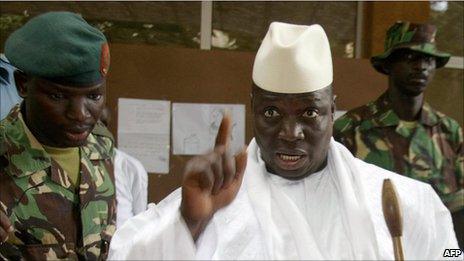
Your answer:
5,11 -> 110,86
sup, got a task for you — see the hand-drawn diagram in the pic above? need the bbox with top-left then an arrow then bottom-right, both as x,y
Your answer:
172,103 -> 245,155
183,134 -> 200,154
208,107 -> 238,142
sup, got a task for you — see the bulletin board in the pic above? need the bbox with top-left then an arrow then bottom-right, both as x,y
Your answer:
106,43 -> 388,203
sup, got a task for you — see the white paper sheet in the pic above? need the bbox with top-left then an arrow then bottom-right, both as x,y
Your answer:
118,98 -> 170,173
172,103 -> 245,155
334,110 -> 347,120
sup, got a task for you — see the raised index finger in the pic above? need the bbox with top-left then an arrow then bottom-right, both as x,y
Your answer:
214,112 -> 231,148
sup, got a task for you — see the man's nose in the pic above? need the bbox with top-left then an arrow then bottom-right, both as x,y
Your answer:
414,58 -> 429,71
66,99 -> 90,122
278,118 -> 305,142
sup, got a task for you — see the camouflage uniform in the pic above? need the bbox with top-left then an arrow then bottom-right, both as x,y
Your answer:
0,105 -> 117,260
334,93 -> 464,212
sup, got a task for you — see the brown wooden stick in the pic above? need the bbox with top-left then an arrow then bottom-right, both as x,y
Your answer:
382,179 -> 404,261
392,237 -> 404,261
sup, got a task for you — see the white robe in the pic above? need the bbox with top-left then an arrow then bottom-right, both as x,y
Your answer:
109,138 -> 458,260
114,148 -> 148,227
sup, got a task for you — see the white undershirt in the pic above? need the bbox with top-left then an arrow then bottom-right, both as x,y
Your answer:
266,166 -> 354,259
267,167 -> 327,217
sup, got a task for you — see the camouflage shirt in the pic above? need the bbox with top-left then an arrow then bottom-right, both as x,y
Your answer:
334,92 -> 463,212
0,105 -> 117,260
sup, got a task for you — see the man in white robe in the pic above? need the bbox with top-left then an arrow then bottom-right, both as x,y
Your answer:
114,148 -> 148,227
108,22 -> 459,260
99,108 -> 149,227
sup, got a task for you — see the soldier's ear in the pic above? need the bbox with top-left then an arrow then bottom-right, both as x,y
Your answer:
381,58 -> 394,74
382,63 -> 390,74
14,70 -> 28,98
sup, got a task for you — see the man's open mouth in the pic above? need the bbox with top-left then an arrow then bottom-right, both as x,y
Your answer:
275,152 -> 307,170
278,154 -> 303,162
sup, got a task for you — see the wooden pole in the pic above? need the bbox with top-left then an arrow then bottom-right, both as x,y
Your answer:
382,179 -> 404,261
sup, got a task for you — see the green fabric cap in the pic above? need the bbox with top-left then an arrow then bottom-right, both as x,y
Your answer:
371,21 -> 450,75
4,11 -> 110,86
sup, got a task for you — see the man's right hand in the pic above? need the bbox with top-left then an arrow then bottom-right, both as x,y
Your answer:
180,113 -> 247,240
0,210 -> 13,243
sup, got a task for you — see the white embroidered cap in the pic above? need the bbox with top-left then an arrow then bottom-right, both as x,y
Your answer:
252,22 -> 333,93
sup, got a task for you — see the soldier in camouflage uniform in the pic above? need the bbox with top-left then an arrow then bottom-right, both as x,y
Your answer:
0,12 -> 116,260
334,22 -> 463,246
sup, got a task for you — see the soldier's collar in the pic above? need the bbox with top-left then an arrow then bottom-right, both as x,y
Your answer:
370,92 -> 440,128
3,105 -> 52,177
82,131 -> 112,160
419,102 -> 440,127
358,93 -> 400,129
